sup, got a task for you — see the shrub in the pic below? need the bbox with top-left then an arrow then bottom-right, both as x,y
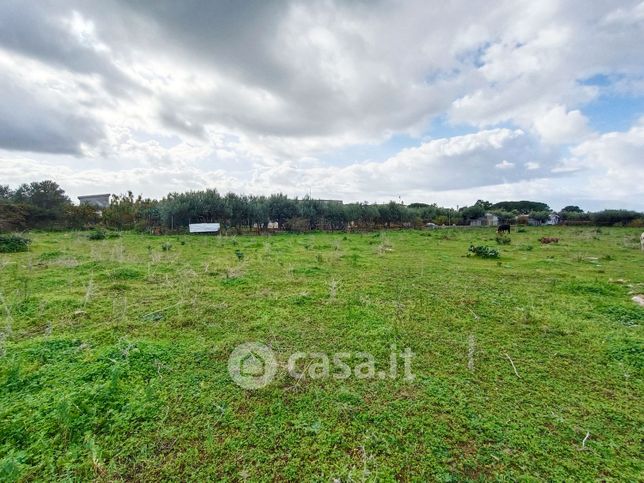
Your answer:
87,229 -> 106,240
467,245 -> 500,259
517,227 -> 527,233
161,242 -> 172,251
0,234 -> 31,253
628,218 -> 644,227
235,249 -> 245,261
495,234 -> 511,245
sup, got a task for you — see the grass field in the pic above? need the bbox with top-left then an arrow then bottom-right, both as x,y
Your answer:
1,227 -> 642,480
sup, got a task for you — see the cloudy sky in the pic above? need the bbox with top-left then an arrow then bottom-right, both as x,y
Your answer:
1,0 -> 643,210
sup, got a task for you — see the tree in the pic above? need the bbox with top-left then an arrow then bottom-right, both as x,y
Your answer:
225,192 -> 249,231
103,192 -> 138,229
491,200 -> 550,214
64,204 -> 101,229
559,211 -> 590,223
325,202 -> 347,230
491,210 -> 516,224
268,194 -> 297,229
0,185 -> 13,200
248,195 -> 269,232
529,210 -> 550,224
0,203 -> 29,232
561,205 -> 583,213
10,180 -> 70,227
377,202 -> 406,227
460,204 -> 486,222
13,180 -> 70,212
474,199 -> 493,210
591,210 -> 642,226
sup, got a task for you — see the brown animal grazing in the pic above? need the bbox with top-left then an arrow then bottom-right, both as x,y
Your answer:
539,237 -> 559,244
497,224 -> 511,234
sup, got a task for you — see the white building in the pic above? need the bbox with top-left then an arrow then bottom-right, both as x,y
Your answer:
78,194 -> 110,209
470,212 -> 499,226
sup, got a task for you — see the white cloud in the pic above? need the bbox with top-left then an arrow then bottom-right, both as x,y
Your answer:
533,105 -> 590,144
495,160 -> 515,169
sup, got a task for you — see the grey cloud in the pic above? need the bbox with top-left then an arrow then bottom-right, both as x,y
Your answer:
0,1 -> 138,97
159,110 -> 207,139
0,76 -> 103,154
71,0 -> 486,138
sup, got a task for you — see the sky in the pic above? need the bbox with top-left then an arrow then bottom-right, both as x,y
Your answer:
0,0 -> 643,211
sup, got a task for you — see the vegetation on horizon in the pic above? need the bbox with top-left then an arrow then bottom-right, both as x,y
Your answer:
1,181 -> 643,234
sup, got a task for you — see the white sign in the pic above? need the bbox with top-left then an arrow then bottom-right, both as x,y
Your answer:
189,223 -> 220,233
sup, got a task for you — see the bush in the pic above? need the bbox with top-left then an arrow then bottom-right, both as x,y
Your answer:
468,245 -> 500,259
87,229 -> 106,240
495,234 -> 511,245
161,242 -> 172,251
0,234 -> 31,253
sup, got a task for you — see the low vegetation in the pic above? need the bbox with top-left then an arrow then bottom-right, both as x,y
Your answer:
495,234 -> 512,245
87,229 -> 106,241
468,244 -> 501,258
0,234 -> 31,253
0,227 -> 642,480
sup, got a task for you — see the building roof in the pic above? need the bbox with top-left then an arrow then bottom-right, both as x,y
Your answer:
78,194 -> 111,199
78,194 -> 111,209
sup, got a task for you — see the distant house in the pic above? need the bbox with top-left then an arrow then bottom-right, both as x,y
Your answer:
470,212 -> 499,227
78,194 -> 110,210
545,213 -> 560,225
317,199 -> 343,205
528,213 -> 560,226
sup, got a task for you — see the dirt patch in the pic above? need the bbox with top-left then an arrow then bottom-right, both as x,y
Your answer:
632,295 -> 644,307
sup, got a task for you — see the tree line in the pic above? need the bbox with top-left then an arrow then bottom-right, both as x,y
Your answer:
1,180 -> 642,233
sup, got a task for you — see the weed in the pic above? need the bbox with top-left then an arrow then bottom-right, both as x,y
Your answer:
38,251 -> 62,261
495,234 -> 511,245
87,230 -> 106,241
377,238 -> 393,254
161,242 -> 172,251
329,279 -> 338,299
467,245 -> 500,258
0,235 -> 31,253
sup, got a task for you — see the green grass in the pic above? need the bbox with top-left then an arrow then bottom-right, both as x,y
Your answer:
0,227 -> 642,480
